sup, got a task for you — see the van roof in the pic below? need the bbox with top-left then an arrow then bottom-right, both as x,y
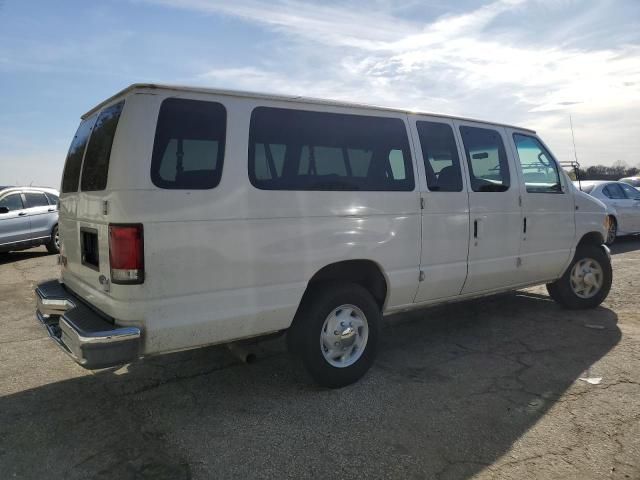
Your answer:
83,83 -> 537,134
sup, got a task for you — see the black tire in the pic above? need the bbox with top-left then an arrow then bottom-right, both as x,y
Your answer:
46,224 -> 60,254
546,244 -> 612,309
605,216 -> 617,246
288,282 -> 381,388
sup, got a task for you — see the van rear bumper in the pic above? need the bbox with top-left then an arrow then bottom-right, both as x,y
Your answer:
35,280 -> 141,369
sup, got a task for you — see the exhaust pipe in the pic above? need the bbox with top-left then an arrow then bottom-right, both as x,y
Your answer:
227,342 -> 256,364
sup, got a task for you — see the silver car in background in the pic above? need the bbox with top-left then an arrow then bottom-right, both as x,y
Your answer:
0,186 -> 60,254
574,180 -> 640,245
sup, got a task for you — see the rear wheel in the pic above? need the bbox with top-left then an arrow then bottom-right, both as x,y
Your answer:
605,216 -> 617,245
288,283 -> 381,388
46,224 -> 59,254
546,244 -> 612,309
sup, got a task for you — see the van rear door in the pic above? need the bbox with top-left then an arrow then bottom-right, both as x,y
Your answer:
59,101 -> 125,297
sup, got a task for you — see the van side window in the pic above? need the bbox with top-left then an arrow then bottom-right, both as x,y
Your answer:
513,134 -> 562,193
460,126 -> 510,192
151,98 -> 226,190
248,107 -> 414,191
61,116 -> 96,193
416,121 -> 462,192
81,101 -> 125,191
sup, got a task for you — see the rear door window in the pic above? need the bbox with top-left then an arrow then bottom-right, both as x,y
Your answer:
61,116 -> 97,193
603,184 -> 625,199
0,193 -> 24,211
81,101 -> 125,191
460,126 -> 510,192
151,98 -> 227,189
24,192 -> 50,208
44,192 -> 59,205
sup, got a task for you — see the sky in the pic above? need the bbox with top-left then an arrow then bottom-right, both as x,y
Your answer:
1,0 -> 639,187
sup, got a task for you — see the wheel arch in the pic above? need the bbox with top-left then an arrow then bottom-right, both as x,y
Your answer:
577,230 -> 606,249
298,259 -> 389,312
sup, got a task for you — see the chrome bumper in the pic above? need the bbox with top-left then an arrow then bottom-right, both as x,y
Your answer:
35,280 -> 141,369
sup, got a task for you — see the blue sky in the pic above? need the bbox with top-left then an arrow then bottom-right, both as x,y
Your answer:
1,0 -> 639,187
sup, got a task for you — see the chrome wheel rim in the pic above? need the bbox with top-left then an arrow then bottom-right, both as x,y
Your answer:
570,258 -> 604,299
606,221 -> 616,244
54,228 -> 60,250
320,304 -> 368,368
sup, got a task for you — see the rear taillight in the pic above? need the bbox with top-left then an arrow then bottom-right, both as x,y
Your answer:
109,224 -> 144,284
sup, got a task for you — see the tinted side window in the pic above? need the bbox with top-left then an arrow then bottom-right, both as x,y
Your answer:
513,134 -> 562,193
0,194 -> 24,211
81,101 -> 125,192
249,107 -> 414,191
24,192 -> 49,208
61,116 -> 96,193
44,192 -> 59,205
460,126 -> 510,192
151,98 -> 227,190
603,184 -> 626,199
416,121 -> 462,192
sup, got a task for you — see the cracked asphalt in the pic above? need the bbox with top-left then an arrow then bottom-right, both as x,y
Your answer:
1,239 -> 639,480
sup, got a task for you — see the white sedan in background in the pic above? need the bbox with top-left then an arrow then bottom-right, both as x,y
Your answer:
574,180 -> 640,245
620,176 -> 640,189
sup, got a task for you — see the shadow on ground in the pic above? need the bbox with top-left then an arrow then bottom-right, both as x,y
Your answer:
610,235 -> 640,255
0,292 -> 621,479
0,249 -> 51,265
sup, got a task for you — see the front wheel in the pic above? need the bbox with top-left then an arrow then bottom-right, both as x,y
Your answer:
546,245 -> 612,309
288,283 -> 381,388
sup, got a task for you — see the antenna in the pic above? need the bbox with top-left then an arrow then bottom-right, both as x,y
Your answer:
570,115 -> 579,164
570,115 -> 582,190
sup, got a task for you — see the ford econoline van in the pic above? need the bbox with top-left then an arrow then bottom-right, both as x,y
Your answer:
36,84 -> 612,387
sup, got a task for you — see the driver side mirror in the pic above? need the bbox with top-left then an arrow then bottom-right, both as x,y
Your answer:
0,206 -> 9,214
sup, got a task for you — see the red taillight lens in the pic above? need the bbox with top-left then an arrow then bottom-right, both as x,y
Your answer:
109,224 -> 144,284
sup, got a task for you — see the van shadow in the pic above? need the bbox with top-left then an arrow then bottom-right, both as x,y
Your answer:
0,292 -> 621,479
610,235 -> 640,255
0,248 -> 51,265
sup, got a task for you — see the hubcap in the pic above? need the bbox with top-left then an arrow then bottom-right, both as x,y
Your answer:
54,229 -> 60,249
320,304 -> 368,368
570,258 -> 604,299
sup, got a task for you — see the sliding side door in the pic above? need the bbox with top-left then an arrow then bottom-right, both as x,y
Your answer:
410,115 -> 470,303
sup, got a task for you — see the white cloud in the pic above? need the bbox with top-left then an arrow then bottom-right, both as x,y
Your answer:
164,0 -> 639,167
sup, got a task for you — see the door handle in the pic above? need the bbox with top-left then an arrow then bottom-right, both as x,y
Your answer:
48,208 -> 55,212
18,212 -> 27,216
474,219 -> 478,238
523,217 -> 527,234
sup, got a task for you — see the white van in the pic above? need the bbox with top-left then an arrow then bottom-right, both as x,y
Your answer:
36,84 -> 612,387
